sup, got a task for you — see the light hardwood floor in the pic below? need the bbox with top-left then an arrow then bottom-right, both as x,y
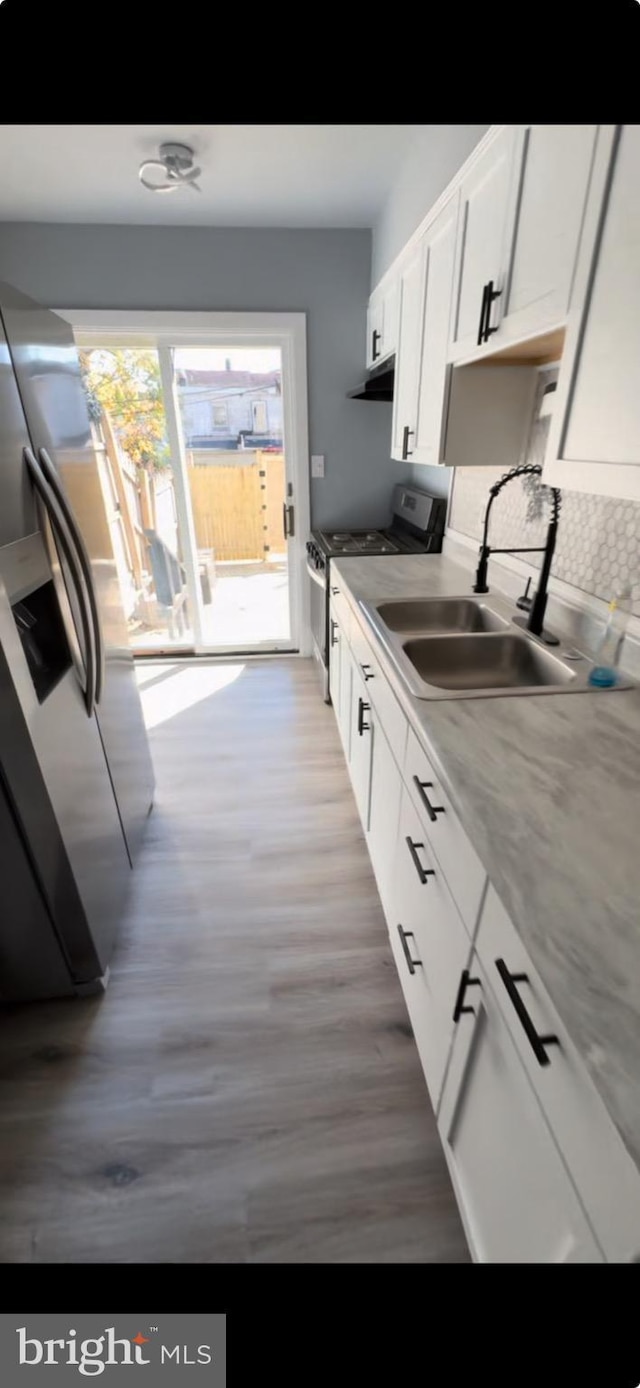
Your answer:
0,658 -> 469,1263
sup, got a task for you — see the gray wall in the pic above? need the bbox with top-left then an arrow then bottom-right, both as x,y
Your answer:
372,125 -> 489,284
0,222 -> 397,530
404,461 -> 452,503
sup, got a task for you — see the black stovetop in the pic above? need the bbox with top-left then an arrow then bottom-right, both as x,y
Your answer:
313,525 -> 429,557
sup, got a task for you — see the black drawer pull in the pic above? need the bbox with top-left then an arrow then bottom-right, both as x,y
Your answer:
331,585 -> 340,596
330,620 -> 339,648
361,663 -> 375,681
495,958 -> 560,1067
372,328 -> 381,361
453,968 -> 481,1023
357,697 -> 370,736
402,425 -> 414,460
405,836 -> 435,885
477,283 -> 489,346
413,775 -> 445,822
397,924 -> 422,976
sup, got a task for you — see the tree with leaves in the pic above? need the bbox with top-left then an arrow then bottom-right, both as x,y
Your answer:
80,348 -> 169,472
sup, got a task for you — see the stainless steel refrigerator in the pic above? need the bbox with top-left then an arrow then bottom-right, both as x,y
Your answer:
0,280 -> 155,1000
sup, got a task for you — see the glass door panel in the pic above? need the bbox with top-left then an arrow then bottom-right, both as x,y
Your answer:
173,345 -> 293,652
79,346 -> 195,653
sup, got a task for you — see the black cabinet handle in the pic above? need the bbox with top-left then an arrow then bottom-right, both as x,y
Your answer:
397,924 -> 422,976
402,425 -> 414,460
483,280 -> 502,342
495,958 -> 560,1067
453,969 -> 482,1023
372,328 -> 381,361
330,620 -> 339,648
405,836 -> 435,886
331,585 -> 340,596
361,663 -> 375,681
357,697 -> 370,736
477,283 -> 489,346
413,775 -> 445,823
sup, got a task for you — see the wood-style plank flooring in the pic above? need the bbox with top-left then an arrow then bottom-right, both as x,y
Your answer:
0,658 -> 468,1263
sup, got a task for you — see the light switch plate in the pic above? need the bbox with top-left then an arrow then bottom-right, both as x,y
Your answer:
311,454 -> 325,478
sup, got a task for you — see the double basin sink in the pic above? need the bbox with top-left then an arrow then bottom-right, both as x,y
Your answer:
359,595 -> 626,700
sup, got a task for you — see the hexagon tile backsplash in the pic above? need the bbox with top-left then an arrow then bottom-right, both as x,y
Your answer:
448,370 -> 640,610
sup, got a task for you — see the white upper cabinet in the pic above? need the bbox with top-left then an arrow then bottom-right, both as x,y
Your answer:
448,127 -> 516,361
391,242 -> 426,462
365,293 -> 384,370
499,125 -> 598,343
411,196 -> 459,466
366,276 -> 400,369
544,125 -> 640,500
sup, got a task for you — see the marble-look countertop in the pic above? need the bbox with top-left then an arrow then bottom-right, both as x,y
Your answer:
332,550 -> 640,1173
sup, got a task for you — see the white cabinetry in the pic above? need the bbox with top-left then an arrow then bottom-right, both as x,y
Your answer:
329,599 -> 350,758
367,720 -> 402,921
349,661 -> 373,829
544,125 -> 640,500
391,243 -> 426,462
411,196 -> 459,466
438,949 -> 603,1263
500,124 -> 598,342
329,576 -> 640,1263
366,277 -> 399,369
448,127 -> 516,360
448,125 -> 597,363
477,884 -> 640,1263
390,785 -> 472,1108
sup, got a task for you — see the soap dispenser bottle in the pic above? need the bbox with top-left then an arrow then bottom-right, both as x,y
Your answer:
588,582 -> 633,688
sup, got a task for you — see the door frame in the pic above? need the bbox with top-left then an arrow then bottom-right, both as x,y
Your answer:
58,309 -> 311,656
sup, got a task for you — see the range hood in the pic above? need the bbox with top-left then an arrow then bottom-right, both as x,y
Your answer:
347,355 -> 395,401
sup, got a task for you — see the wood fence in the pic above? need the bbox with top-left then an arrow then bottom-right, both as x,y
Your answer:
187,450 -> 286,562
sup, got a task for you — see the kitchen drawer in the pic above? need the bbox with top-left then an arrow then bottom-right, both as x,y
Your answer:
404,726 -> 486,936
391,785 -> 472,1109
327,580 -> 351,642
349,621 -> 408,770
476,884 -> 640,1263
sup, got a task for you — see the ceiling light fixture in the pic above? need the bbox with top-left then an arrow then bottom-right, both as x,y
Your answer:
138,142 -> 202,195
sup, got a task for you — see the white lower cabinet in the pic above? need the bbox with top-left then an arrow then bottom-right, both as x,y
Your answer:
329,601 -> 350,759
330,591 -> 640,1263
438,951 -> 603,1264
349,661 -> 373,830
367,719 -> 402,921
390,786 -> 472,1109
477,884 -> 640,1264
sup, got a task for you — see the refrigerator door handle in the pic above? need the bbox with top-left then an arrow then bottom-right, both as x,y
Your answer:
23,447 -> 96,717
38,446 -> 105,705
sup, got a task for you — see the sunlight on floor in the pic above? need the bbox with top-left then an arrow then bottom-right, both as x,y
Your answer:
135,662 -> 246,729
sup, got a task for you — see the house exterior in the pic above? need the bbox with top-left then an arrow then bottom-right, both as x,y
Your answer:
176,367 -> 283,451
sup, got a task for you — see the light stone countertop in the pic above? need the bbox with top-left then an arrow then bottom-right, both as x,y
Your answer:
332,550 -> 640,1174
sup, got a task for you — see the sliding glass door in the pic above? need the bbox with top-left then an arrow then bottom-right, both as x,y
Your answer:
76,319 -> 305,657
173,344 -> 291,651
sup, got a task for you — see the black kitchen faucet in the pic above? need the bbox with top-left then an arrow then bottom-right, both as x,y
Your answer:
472,463 -> 562,646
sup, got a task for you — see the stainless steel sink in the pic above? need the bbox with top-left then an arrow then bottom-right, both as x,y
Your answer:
403,633 -> 577,693
359,594 -> 633,700
374,598 -> 509,634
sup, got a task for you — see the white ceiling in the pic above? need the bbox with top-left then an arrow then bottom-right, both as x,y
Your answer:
0,125 -> 424,227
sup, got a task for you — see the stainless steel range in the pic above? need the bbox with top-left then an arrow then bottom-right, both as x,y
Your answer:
306,483 -> 446,701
